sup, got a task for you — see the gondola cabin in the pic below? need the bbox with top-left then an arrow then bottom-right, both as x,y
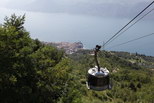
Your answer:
86,45 -> 111,91
86,66 -> 111,91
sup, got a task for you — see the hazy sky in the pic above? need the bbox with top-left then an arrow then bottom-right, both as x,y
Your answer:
0,0 -> 153,17
0,0 -> 154,56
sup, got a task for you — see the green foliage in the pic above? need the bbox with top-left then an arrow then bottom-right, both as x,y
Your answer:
69,50 -> 154,103
112,51 -> 154,69
3,14 -> 25,31
0,14 -> 82,103
1,14 -> 154,103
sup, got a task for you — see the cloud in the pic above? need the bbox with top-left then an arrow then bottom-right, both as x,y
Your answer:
0,0 -> 10,7
1,0 -> 153,19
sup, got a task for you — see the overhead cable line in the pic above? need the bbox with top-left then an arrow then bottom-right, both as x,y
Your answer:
106,8 -> 154,46
103,1 -> 154,48
106,33 -> 154,49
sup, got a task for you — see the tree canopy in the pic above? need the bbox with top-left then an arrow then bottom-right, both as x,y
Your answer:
0,14 -> 154,103
0,14 -> 82,103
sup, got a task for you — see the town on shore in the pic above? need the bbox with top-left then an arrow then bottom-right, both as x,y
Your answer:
42,41 -> 83,54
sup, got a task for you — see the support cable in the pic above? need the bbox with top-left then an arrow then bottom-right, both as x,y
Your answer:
106,33 -> 154,49
103,1 -> 154,48
106,8 -> 154,46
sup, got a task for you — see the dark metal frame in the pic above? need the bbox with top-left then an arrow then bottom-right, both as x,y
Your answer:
94,45 -> 102,72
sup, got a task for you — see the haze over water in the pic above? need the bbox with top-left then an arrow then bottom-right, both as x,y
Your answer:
27,12 -> 154,56
0,0 -> 154,56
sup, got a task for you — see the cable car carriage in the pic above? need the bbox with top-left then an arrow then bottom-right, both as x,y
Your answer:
86,45 -> 111,91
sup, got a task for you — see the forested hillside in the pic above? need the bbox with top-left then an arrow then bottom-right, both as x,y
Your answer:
0,14 -> 153,103
69,50 -> 154,103
0,14 -> 81,103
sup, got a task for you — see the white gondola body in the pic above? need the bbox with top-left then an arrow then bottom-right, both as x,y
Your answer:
86,66 -> 111,91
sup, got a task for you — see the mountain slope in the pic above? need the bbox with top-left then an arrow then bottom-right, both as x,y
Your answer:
68,50 -> 154,103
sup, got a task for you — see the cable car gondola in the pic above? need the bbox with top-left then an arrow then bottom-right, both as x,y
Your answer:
86,45 -> 111,91
86,1 -> 154,91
